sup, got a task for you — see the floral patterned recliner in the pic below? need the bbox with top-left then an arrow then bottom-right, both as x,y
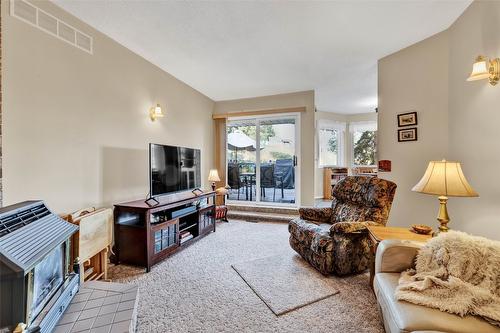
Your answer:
289,176 -> 397,275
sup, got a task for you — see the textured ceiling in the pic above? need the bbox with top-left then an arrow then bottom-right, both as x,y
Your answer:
54,0 -> 471,114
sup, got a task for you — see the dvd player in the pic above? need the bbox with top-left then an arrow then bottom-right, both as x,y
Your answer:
170,205 -> 197,219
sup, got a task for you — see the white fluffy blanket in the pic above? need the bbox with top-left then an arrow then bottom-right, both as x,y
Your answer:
395,230 -> 500,326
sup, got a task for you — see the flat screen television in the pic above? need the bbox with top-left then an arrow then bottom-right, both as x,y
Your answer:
149,143 -> 201,197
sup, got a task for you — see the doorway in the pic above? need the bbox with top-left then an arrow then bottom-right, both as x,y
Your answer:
226,114 -> 300,206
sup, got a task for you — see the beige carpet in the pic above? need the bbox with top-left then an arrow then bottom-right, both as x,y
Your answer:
232,254 -> 339,315
109,220 -> 384,333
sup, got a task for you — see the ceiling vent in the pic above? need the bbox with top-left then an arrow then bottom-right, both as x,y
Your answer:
10,0 -> 93,54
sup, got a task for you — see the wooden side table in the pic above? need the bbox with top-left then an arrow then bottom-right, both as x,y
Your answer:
367,226 -> 432,288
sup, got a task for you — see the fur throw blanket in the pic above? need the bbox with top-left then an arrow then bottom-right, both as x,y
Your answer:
395,231 -> 500,326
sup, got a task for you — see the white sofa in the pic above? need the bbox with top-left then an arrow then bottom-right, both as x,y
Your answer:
373,239 -> 500,333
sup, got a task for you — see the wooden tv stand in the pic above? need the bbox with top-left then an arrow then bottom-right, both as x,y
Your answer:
113,190 -> 216,272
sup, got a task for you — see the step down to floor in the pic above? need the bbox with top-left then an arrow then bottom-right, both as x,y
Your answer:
227,204 -> 298,215
227,209 -> 298,223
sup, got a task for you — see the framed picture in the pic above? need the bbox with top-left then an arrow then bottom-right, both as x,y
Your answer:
397,111 -> 418,127
398,127 -> 418,142
378,160 -> 392,172
191,188 -> 204,196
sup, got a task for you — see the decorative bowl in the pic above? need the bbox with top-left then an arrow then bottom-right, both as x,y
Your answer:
411,224 -> 433,235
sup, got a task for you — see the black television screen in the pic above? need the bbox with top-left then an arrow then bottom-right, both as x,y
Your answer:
149,143 -> 201,196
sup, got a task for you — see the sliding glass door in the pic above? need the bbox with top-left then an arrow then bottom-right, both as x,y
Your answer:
226,115 -> 299,206
259,117 -> 297,204
227,119 -> 257,202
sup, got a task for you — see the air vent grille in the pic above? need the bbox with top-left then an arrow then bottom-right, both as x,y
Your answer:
76,31 -> 92,51
10,0 -> 93,54
58,21 -> 75,43
0,203 -> 50,238
13,0 -> 36,24
38,10 -> 57,35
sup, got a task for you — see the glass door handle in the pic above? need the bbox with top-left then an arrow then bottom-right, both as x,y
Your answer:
293,155 -> 298,166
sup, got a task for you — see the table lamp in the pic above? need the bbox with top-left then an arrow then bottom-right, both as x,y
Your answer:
208,169 -> 221,191
412,160 -> 478,234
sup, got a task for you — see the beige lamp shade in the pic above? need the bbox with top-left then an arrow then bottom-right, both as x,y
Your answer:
208,169 -> 221,182
467,56 -> 490,81
412,160 -> 478,197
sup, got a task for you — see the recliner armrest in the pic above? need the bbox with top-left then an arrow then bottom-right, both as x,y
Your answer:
375,239 -> 424,274
330,221 -> 380,235
298,207 -> 332,223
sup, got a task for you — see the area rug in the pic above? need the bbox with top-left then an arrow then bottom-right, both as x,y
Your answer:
232,254 -> 339,315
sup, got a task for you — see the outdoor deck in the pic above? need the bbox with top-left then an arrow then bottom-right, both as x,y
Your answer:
227,187 -> 295,204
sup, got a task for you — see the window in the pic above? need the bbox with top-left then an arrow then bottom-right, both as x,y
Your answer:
350,121 -> 377,166
318,122 -> 345,167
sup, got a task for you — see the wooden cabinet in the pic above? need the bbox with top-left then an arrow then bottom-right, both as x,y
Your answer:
199,207 -> 215,233
151,219 -> 179,262
113,191 -> 216,272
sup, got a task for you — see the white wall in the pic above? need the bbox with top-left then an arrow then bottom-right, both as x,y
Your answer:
214,91 -> 315,206
3,0 -> 215,213
378,31 -> 450,229
447,0 -> 500,238
378,0 -> 500,239
314,111 -> 377,198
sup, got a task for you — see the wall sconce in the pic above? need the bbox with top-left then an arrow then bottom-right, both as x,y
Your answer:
149,104 -> 164,121
467,55 -> 500,86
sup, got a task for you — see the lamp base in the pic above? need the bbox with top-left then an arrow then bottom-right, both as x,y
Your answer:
211,183 -> 216,191
434,195 -> 450,236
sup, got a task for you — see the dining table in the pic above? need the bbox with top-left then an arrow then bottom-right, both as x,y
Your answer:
239,172 -> 256,201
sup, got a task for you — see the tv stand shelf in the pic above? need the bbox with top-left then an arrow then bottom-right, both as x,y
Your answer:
113,190 -> 216,272
180,223 -> 197,232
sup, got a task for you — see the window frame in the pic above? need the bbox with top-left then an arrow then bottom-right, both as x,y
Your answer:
317,121 -> 346,168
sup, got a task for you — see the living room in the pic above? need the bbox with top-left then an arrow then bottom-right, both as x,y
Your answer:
1,1 -> 499,332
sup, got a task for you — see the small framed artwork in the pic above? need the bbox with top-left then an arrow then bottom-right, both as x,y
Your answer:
191,188 -> 204,196
397,111 -> 418,127
378,160 -> 392,172
398,128 -> 418,142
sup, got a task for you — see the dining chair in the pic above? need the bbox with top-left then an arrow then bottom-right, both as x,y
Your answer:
260,164 -> 276,202
227,163 -> 243,200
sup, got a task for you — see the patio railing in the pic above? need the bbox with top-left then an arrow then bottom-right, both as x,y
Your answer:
227,159 -> 295,203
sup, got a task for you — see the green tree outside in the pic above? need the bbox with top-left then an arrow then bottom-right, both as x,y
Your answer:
270,151 -> 293,160
354,131 -> 376,165
327,129 -> 337,153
